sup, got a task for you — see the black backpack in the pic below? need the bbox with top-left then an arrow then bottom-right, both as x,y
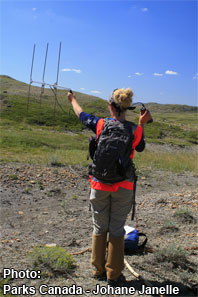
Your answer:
88,119 -> 135,183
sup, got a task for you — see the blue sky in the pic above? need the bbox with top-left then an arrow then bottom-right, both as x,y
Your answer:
0,0 -> 197,106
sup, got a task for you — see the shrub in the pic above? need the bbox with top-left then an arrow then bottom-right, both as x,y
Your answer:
8,174 -> 18,180
159,220 -> 179,234
48,154 -> 63,167
28,246 -> 74,274
155,244 -> 187,268
174,208 -> 196,224
0,277 -> 13,297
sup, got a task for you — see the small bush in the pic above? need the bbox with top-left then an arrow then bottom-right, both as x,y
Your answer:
37,180 -> 44,190
0,277 -> 13,297
155,244 -> 187,268
174,208 -> 196,224
28,246 -> 74,274
159,220 -> 179,234
48,154 -> 63,167
8,174 -> 18,180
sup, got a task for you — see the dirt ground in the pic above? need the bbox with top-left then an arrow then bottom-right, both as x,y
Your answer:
0,159 -> 198,297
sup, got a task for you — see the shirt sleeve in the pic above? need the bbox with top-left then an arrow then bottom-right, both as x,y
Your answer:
132,125 -> 145,152
135,134 -> 145,152
79,112 -> 100,134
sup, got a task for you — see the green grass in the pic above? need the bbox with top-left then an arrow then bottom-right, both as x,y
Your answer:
0,75 -> 197,172
28,246 -> 74,273
0,277 -> 16,297
1,93 -> 84,130
0,121 -> 88,150
0,119 -> 90,165
127,110 -> 197,145
155,244 -> 187,268
173,208 -> 196,223
133,149 -> 198,173
1,75 -> 197,145
0,120 -> 197,173
1,92 -> 197,146
159,220 -> 179,234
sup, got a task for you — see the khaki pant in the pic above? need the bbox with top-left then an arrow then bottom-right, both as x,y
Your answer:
90,187 -> 133,237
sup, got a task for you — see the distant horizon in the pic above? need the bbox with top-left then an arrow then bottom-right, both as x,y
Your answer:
1,73 -> 197,108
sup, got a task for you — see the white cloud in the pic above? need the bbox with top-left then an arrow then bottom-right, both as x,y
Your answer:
153,73 -> 163,76
62,68 -> 71,72
135,72 -> 143,76
80,88 -> 85,90
72,69 -> 81,73
62,68 -> 81,74
165,70 -> 178,75
32,8 -> 37,11
193,73 -> 198,79
128,75 -> 132,78
141,8 -> 148,12
90,90 -> 101,94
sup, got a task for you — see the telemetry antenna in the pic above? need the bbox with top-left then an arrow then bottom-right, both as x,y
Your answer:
26,42 -> 71,121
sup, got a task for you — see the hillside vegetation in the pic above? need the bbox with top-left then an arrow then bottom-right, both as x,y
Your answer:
0,75 -> 197,172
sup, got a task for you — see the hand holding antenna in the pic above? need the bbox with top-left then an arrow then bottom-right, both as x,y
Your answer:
67,91 -> 83,118
67,90 -> 75,103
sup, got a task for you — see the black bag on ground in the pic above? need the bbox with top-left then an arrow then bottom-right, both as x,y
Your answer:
124,227 -> 147,255
89,119 -> 135,183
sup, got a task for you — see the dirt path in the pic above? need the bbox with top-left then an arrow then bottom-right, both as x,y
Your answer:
0,163 -> 197,297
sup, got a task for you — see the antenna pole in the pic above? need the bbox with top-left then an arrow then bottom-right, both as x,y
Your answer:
38,43 -> 49,123
42,43 -> 49,83
53,42 -> 62,121
56,41 -> 61,85
26,44 -> 35,118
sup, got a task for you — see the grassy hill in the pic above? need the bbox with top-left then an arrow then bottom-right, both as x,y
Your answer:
0,75 -> 197,140
0,75 -> 197,172
0,75 -> 109,128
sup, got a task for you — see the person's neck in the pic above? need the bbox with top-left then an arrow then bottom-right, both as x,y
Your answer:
112,113 -> 125,122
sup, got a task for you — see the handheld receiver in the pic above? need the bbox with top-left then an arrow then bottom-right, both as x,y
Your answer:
140,104 -> 153,124
129,102 -> 153,124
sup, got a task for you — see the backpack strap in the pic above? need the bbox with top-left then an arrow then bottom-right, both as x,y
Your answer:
96,118 -> 105,138
131,170 -> 137,221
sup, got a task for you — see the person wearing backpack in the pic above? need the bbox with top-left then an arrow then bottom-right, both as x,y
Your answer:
67,88 -> 151,286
